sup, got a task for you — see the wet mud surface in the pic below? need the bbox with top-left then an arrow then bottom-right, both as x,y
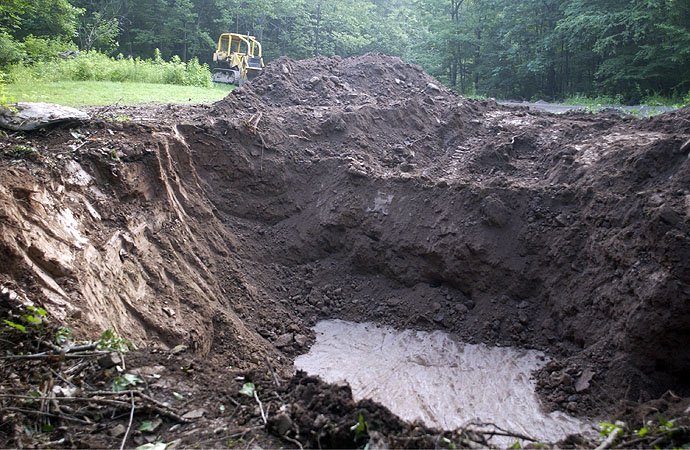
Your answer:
1,53 -> 690,448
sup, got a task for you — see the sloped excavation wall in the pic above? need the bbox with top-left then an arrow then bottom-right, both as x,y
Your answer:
1,54 -> 689,443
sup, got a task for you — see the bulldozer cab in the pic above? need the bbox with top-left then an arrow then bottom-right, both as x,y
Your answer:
215,33 -> 262,62
212,33 -> 263,85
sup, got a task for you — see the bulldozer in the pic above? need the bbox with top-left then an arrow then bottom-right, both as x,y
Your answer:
212,33 -> 264,85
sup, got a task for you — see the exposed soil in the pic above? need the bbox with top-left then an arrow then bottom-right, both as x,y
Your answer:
1,52 -> 690,448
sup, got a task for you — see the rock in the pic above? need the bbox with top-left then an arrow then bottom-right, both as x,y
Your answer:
182,408 -> 205,420
386,297 -> 402,307
273,413 -> 293,435
109,423 -> 127,437
309,76 -> 321,85
681,138 -> 690,154
455,303 -> 469,315
575,368 -> 595,392
274,333 -> 294,348
314,413 -> 328,428
0,102 -> 89,131
426,83 -> 441,92
98,352 -> 122,369
282,64 -> 289,74
294,334 -> 308,347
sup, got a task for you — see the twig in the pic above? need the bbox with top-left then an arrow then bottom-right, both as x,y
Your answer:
119,392 -> 135,450
0,350 -> 108,360
264,356 -> 281,388
2,406 -> 91,424
253,391 -> 267,425
283,435 -> 304,450
288,134 -> 312,142
594,427 -> 621,450
510,131 -> 528,145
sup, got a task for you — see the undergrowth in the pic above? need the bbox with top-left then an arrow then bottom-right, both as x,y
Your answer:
4,49 -> 212,88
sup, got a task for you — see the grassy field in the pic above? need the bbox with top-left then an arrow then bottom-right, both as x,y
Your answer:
6,80 -> 234,107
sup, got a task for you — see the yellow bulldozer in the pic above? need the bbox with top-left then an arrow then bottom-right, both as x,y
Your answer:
212,33 -> 264,85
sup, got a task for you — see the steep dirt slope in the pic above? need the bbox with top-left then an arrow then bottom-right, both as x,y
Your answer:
1,53 -> 689,447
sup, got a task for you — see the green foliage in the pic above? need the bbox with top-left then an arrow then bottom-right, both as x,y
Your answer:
2,305 -> 47,333
7,80 -> 232,107
6,51 -> 211,87
55,326 -> 73,345
350,413 -> 369,441
112,373 -> 144,392
239,382 -> 256,397
97,328 -> 135,352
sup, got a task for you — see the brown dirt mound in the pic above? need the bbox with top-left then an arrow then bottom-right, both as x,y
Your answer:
1,53 -> 689,448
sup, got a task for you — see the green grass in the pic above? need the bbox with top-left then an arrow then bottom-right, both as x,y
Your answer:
7,80 -> 234,107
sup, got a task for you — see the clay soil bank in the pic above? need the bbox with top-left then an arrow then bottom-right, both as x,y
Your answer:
1,53 -> 689,448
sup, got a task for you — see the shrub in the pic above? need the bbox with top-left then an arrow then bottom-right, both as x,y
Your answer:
5,50 -> 212,87
0,32 -> 26,68
21,35 -> 77,64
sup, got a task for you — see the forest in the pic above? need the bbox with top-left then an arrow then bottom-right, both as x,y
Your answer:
1,0 -> 689,102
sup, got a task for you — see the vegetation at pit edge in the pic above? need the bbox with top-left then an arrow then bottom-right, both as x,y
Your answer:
7,80 -> 233,107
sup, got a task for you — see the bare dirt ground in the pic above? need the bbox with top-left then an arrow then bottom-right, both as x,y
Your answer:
1,53 -> 690,448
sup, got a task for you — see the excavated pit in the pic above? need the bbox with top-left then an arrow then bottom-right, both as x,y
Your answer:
1,53 -> 690,447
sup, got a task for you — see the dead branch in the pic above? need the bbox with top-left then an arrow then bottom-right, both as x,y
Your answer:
2,406 -> 91,424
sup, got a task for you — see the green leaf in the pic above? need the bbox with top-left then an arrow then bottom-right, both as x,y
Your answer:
172,392 -> 185,400
139,420 -> 153,431
3,319 -> 25,332
638,427 -> 648,437
135,443 -> 168,450
239,382 -> 256,397
41,424 -> 55,432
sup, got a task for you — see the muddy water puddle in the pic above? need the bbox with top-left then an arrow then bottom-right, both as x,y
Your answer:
295,320 -> 595,445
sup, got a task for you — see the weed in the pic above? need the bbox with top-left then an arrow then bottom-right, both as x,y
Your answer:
239,382 -> 257,397
3,305 -> 47,333
55,326 -> 73,345
97,328 -> 135,352
112,373 -> 144,392
350,413 -> 369,441
599,421 -> 624,437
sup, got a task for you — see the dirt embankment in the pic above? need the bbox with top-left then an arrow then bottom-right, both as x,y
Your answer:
1,53 -> 689,448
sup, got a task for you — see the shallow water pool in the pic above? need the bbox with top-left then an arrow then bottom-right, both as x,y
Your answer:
295,320 -> 595,445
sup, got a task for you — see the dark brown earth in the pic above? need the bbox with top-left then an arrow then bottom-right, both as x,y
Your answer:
1,52 -> 689,448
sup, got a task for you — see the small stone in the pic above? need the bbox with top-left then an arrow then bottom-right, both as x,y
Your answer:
274,333 -> 294,348
387,297 -> 402,307
282,64 -> 289,74
426,83 -> 441,92
431,302 -> 441,312
314,414 -> 328,428
518,301 -> 529,309
109,424 -> 127,437
309,76 -> 321,85
575,368 -> 595,392
680,138 -> 690,153
273,413 -> 293,435
455,303 -> 469,315
294,334 -> 308,347
98,352 -> 122,369
182,408 -> 205,420
566,402 -> 578,412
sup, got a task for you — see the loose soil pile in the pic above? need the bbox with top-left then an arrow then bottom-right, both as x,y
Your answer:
1,53 -> 689,448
